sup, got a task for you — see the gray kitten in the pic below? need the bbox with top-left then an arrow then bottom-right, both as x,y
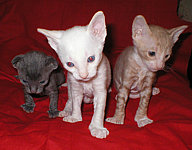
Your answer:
12,51 -> 65,118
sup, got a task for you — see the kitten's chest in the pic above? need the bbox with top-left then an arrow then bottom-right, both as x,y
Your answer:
82,82 -> 94,97
131,70 -> 148,91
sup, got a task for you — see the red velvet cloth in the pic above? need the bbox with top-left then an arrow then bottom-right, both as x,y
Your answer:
0,0 -> 192,149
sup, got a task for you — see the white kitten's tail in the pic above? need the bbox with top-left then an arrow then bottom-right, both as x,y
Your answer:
61,83 -> 68,87
108,87 -> 112,93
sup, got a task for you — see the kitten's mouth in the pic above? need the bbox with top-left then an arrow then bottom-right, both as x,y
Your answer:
74,72 -> 95,81
147,65 -> 163,72
149,67 -> 164,72
78,75 -> 95,82
26,88 -> 42,95
29,91 -> 42,95
149,68 -> 158,72
80,77 -> 92,82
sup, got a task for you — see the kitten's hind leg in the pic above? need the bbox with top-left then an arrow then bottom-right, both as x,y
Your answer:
129,91 -> 140,99
129,87 -> 160,99
83,96 -> 93,104
61,82 -> 67,87
21,92 -> 35,113
106,86 -> 129,124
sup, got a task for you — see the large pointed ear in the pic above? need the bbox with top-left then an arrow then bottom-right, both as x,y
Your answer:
132,15 -> 151,40
37,28 -> 63,52
87,11 -> 107,42
12,54 -> 24,69
168,25 -> 188,43
45,56 -> 58,72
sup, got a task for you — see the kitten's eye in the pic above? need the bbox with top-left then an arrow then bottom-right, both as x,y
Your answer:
148,51 -> 156,57
165,54 -> 169,59
87,56 -> 95,63
40,80 -> 45,84
22,79 -> 28,84
66,62 -> 74,67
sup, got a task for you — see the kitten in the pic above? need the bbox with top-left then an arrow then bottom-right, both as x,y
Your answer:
37,11 -> 111,139
106,15 -> 187,127
12,51 -> 65,118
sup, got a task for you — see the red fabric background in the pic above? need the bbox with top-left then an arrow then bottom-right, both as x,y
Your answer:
0,0 -> 192,149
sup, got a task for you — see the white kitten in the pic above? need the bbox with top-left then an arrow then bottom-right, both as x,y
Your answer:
37,11 -> 111,139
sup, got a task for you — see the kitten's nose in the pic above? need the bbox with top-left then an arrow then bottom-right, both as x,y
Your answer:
79,72 -> 88,79
157,63 -> 164,70
30,86 -> 37,94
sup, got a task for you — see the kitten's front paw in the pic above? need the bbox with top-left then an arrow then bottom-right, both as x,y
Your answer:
135,116 -> 153,127
62,115 -> 82,123
105,116 -> 124,124
21,103 -> 35,113
58,110 -> 72,117
48,110 -> 60,118
89,126 -> 109,139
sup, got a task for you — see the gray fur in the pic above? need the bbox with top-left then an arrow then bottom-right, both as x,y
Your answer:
12,51 -> 65,118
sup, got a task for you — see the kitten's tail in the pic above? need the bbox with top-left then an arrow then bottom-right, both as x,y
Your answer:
108,87 -> 112,93
61,82 -> 67,87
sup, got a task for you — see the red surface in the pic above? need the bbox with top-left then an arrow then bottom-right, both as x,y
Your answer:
0,0 -> 192,149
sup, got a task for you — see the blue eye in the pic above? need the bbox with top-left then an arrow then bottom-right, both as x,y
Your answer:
66,62 -> 74,67
87,56 -> 95,63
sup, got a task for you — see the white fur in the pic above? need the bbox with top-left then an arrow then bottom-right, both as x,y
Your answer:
37,11 -> 111,139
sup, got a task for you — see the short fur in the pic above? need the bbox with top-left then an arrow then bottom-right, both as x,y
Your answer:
37,11 -> 111,139
106,15 -> 187,127
12,51 -> 65,118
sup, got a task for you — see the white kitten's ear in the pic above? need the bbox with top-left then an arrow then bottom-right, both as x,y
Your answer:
87,11 -> 107,42
132,15 -> 151,40
37,28 -> 63,52
168,25 -> 188,43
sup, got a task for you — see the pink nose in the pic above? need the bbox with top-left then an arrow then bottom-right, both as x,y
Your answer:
157,64 -> 164,70
80,72 -> 88,79
30,86 -> 37,93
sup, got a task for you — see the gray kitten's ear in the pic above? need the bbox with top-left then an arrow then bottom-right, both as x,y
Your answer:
168,25 -> 188,43
37,28 -> 63,52
132,15 -> 151,40
11,55 -> 24,69
87,11 -> 107,42
45,56 -> 58,71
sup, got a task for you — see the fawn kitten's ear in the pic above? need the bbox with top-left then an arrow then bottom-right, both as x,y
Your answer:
12,55 -> 24,69
132,15 -> 151,40
37,28 -> 63,52
168,25 -> 188,43
87,11 -> 107,43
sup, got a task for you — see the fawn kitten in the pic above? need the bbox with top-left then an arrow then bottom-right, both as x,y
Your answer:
12,51 -> 65,118
106,15 -> 187,127
37,11 -> 111,138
